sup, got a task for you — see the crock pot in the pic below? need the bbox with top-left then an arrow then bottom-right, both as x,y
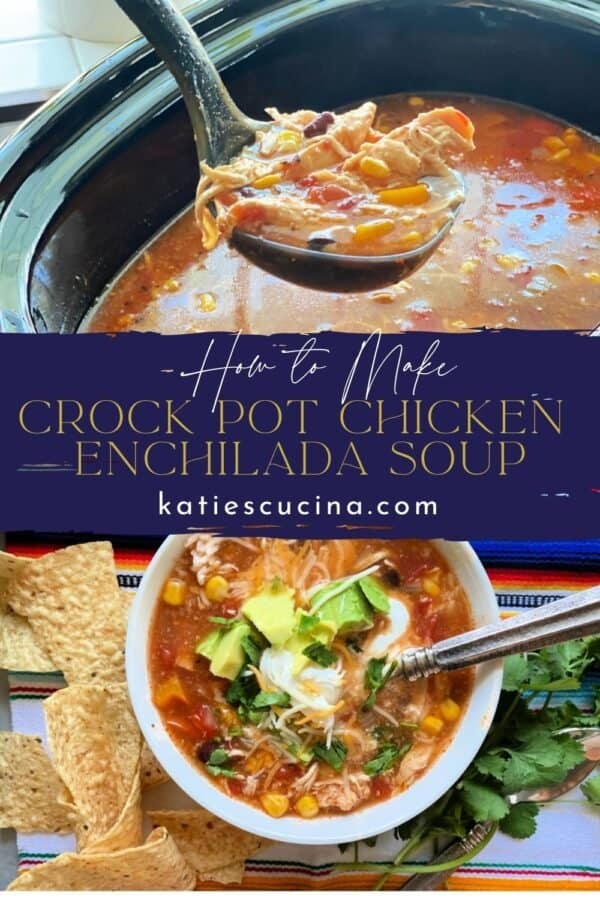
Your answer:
1,0 -> 599,333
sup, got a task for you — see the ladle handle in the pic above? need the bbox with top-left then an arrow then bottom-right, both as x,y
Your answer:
397,585 -> 600,680
115,0 -> 257,165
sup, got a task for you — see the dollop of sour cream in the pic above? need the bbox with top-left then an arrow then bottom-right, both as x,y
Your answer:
259,648 -> 343,714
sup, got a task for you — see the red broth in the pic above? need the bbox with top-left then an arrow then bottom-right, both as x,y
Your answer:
86,94 -> 600,333
148,537 -> 473,819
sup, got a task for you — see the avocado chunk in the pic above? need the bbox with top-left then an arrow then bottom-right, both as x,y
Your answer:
195,629 -> 222,661
209,621 -> 251,681
284,612 -> 337,674
242,582 -> 296,646
315,583 -> 373,634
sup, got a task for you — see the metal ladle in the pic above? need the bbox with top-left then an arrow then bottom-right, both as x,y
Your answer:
115,0 -> 464,292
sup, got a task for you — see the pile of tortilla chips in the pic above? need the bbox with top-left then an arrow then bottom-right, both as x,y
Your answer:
0,542 -> 268,890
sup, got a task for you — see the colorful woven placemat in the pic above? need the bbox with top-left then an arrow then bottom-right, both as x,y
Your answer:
6,539 -> 600,891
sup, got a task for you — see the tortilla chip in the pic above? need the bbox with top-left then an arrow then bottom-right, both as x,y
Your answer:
140,742 -> 170,789
147,808 -> 266,872
7,827 -> 196,891
44,683 -> 142,852
0,551 -> 32,606
199,861 -> 246,884
7,542 -> 125,685
0,608 -> 56,672
0,733 -> 77,833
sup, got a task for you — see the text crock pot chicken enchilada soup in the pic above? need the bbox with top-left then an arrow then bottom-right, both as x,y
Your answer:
87,94 -> 600,333
149,537 -> 474,819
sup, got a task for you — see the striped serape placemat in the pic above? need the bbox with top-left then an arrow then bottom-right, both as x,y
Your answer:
5,538 -> 600,891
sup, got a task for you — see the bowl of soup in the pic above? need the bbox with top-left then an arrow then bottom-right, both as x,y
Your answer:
0,0 -> 599,333
126,535 -> 502,844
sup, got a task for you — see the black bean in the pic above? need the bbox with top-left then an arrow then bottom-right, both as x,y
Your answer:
303,111 -> 335,139
382,566 -> 401,588
239,186 -> 255,198
308,236 -> 335,250
196,740 -> 220,763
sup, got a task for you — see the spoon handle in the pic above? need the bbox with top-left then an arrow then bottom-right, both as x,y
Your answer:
397,585 -> 600,680
115,0 -> 257,164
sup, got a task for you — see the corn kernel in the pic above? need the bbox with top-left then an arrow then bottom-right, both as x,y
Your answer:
542,135 -> 566,153
205,575 -> 229,602
439,698 -> 461,722
244,749 -> 275,774
295,795 -> 320,818
400,230 -> 423,248
163,277 -> 180,293
352,219 -> 395,244
460,258 -> 479,274
253,173 -> 282,189
359,156 -> 391,179
496,253 -> 524,270
421,714 -> 444,736
422,576 -> 441,597
276,130 -> 302,152
162,578 -> 186,606
261,792 -> 289,817
153,674 -> 187,709
585,152 -> 600,167
550,148 -> 571,162
408,96 -> 425,107
584,272 -> 600,283
378,184 -> 430,206
563,131 -> 582,149
197,292 -> 217,313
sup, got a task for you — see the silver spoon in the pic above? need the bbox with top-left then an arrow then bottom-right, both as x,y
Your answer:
115,0 -> 464,292
394,585 -> 600,681
401,727 -> 600,891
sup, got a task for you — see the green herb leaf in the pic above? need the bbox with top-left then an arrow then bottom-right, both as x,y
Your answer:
298,613 -> 320,635
208,616 -> 238,628
582,774 -> 600,806
303,642 -> 337,667
502,655 -> 530,692
363,742 -> 411,777
253,690 -> 291,709
363,656 -> 396,710
460,781 -> 510,822
241,634 -> 263,666
499,802 -> 539,839
205,748 -> 237,779
271,576 -> 283,591
359,576 -> 390,613
225,672 -> 259,707
313,738 -> 348,772
473,751 -> 507,781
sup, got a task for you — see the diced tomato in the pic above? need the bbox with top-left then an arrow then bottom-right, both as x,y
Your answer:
372,776 -> 392,800
569,182 -> 600,211
307,184 -> 352,205
337,194 -> 364,211
298,174 -> 319,188
228,778 -> 244,796
158,643 -> 175,668
275,763 -> 303,783
166,703 -> 218,741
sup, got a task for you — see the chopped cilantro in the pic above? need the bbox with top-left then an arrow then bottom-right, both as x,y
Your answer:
363,656 -> 397,710
313,738 -> 348,772
253,690 -> 291,709
205,747 -> 236,779
303,642 -> 337,667
363,742 -> 411,777
208,616 -> 238,628
298,613 -> 320,635
241,633 -> 263,666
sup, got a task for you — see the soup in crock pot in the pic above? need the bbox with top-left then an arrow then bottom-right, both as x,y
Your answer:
149,536 -> 473,819
86,94 -> 600,333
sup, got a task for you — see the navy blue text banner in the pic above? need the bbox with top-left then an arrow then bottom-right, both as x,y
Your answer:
0,330 -> 597,538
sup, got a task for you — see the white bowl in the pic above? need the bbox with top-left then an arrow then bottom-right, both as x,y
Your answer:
127,535 -> 502,845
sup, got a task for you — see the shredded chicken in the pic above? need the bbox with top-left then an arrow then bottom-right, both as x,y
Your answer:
194,102 -> 474,253
314,774 -> 371,812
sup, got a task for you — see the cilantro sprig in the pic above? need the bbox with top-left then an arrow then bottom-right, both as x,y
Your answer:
336,636 -> 600,887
